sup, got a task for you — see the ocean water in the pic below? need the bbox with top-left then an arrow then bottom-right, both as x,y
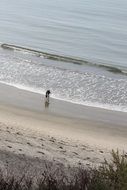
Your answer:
0,0 -> 127,112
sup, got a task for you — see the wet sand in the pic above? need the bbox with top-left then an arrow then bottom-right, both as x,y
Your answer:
0,83 -> 127,173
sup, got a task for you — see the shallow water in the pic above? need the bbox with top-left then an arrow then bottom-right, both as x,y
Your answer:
0,46 -> 127,112
0,0 -> 127,112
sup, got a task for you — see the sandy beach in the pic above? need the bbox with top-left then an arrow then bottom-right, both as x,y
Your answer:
0,83 -> 127,176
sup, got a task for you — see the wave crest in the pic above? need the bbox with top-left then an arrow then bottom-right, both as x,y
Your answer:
1,43 -> 126,75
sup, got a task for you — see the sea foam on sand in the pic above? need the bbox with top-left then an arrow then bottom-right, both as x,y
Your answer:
0,83 -> 127,175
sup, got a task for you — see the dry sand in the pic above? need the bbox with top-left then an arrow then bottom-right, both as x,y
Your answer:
0,83 -> 127,176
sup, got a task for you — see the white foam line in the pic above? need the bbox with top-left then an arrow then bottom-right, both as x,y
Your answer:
0,81 -> 127,113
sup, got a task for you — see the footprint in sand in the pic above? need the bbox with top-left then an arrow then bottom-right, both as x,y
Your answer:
7,145 -> 12,149
49,137 -> 56,143
82,144 -> 88,149
5,139 -> 11,142
60,150 -> 66,153
16,132 -> 22,136
84,157 -> 90,160
72,152 -> 78,155
6,130 -> 10,133
87,149 -> 94,152
58,141 -> 66,145
27,142 -> 32,146
37,151 -> 45,155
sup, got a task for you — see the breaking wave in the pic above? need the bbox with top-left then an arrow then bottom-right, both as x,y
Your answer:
0,43 -> 127,112
1,43 -> 127,75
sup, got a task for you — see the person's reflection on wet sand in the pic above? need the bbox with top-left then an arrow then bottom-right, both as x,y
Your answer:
45,100 -> 49,108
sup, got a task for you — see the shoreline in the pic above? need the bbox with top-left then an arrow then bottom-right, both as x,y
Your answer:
0,82 -> 127,124
0,82 -> 127,170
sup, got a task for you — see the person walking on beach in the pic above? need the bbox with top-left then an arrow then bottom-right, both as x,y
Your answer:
45,90 -> 51,108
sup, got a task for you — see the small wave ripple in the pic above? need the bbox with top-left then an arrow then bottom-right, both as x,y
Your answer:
1,43 -> 127,75
0,44 -> 127,112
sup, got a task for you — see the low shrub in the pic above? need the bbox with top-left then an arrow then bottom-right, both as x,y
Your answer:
0,150 -> 126,190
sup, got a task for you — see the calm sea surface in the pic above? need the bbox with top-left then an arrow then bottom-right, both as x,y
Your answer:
0,0 -> 127,112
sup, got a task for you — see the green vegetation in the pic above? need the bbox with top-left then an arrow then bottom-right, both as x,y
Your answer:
0,150 -> 127,190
